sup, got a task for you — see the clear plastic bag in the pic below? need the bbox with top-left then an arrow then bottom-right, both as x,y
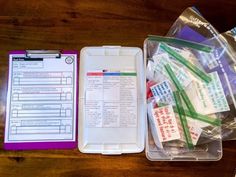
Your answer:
166,7 -> 220,42
200,27 -> 236,140
166,7 -> 236,141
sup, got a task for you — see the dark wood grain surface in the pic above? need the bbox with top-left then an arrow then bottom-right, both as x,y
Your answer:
0,0 -> 236,177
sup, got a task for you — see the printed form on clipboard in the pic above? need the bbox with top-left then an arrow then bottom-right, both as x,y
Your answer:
4,50 -> 78,150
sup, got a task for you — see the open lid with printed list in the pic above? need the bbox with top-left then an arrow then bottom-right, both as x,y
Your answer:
78,46 -> 146,154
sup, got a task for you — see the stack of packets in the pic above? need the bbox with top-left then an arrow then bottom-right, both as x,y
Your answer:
146,36 -> 229,155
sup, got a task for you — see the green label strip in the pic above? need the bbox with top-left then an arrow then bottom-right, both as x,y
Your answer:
157,101 -> 221,126
173,107 -> 221,126
164,64 -> 197,116
147,35 -> 212,53
173,91 -> 194,149
158,101 -> 221,126
160,43 -> 212,83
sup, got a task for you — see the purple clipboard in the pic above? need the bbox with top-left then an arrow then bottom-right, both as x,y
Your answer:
4,50 -> 78,150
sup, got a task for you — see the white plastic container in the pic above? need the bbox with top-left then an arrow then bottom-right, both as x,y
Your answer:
78,46 -> 146,154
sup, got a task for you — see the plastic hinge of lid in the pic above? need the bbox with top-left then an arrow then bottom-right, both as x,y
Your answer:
171,155 -> 197,161
102,45 -> 121,48
103,46 -> 120,56
102,144 -> 122,155
102,150 -> 122,155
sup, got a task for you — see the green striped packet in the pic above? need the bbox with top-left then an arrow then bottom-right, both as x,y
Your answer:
160,43 -> 212,83
164,64 -> 197,117
158,103 -> 221,126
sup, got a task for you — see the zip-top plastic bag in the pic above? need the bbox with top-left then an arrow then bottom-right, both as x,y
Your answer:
166,7 -> 219,43
166,6 -> 236,141
199,27 -> 236,140
145,36 -> 224,161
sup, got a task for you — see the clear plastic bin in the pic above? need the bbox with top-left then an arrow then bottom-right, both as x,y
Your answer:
144,37 -> 223,161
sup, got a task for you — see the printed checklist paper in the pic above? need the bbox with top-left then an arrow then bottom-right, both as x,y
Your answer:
85,70 -> 137,128
4,52 -> 77,149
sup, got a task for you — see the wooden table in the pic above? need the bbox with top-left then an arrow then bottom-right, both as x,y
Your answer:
0,0 -> 236,176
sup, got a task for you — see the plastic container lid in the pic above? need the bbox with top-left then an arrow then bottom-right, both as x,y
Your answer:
78,46 -> 146,154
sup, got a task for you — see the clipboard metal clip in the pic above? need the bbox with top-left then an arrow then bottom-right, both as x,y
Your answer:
26,50 -> 61,58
